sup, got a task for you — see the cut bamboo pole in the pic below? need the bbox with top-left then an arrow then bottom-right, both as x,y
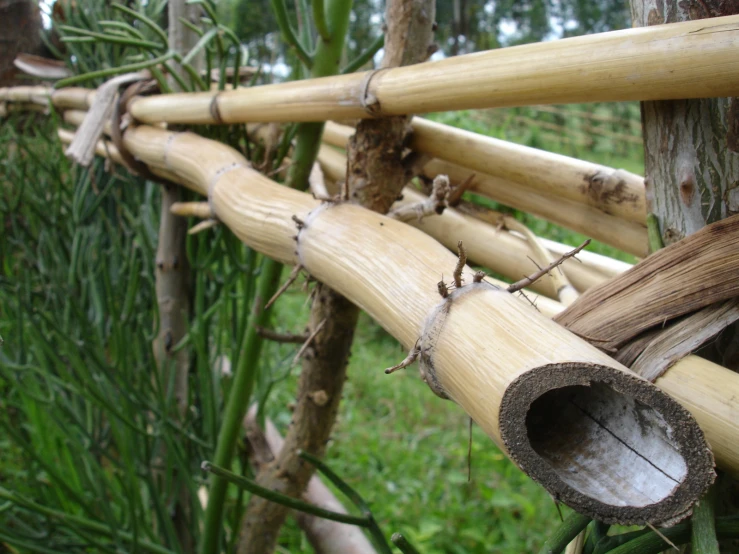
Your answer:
0,85 -> 50,105
324,119 -> 647,225
116,124 -> 714,525
128,15 -> 739,125
425,158 -> 648,256
52,124 -> 739,486
656,357 -> 739,476
319,132 -> 647,256
317,145 -> 607,298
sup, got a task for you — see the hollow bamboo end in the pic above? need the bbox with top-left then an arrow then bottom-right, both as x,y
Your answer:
499,363 -> 715,525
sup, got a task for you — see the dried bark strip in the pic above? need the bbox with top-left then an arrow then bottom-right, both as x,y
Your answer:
554,214 -> 739,352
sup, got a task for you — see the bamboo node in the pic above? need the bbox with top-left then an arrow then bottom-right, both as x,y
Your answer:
209,92 -> 224,124
358,68 -> 391,117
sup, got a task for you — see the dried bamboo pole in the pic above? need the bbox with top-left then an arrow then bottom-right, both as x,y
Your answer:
53,123 -> 739,485
425,158 -> 648,256
128,15 -> 739,125
324,119 -> 647,225
116,124 -> 715,524
319,132 -> 647,255
57,124 -> 739,480
317,144 -> 619,295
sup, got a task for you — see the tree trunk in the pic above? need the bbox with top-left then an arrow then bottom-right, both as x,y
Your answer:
237,2 -> 436,552
154,2 -> 200,552
630,0 -> 739,543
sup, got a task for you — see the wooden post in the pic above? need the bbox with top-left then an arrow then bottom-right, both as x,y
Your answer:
631,0 -> 739,544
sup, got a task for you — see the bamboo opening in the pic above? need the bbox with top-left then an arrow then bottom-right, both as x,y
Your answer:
500,364 -> 712,524
527,382 -> 686,506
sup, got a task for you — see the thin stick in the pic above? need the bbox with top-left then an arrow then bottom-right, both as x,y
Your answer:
265,264 -> 303,310
255,327 -> 309,344
507,240 -> 590,294
384,341 -> 421,374
453,241 -> 467,288
171,201 -> 212,219
293,319 -> 327,365
646,522 -> 679,551
188,219 -> 219,235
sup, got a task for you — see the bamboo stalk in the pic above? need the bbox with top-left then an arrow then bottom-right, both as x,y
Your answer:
424,158 -> 648,256
320,132 -> 647,256
324,119 -> 647,225
127,15 -> 739,125
57,125 -> 739,482
118,124 -> 715,524
317,144 -> 622,295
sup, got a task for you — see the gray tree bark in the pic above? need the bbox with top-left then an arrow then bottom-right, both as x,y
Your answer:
631,0 -> 739,540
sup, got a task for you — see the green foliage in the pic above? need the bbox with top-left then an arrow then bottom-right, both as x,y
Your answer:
0,113 -> 260,552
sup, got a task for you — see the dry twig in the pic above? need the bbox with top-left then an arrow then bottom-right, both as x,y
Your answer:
387,175 -> 450,222
453,240 -> 467,288
507,240 -> 590,294
293,319 -> 327,365
265,264 -> 303,310
385,341 -> 421,374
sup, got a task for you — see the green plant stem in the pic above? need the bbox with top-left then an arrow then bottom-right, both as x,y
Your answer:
58,26 -> 164,50
311,0 -> 354,78
391,533 -> 422,554
0,488 -> 175,554
604,517 -> 739,554
343,34 -> 385,74
198,257 -> 284,554
270,0 -> 313,68
299,450 -> 392,554
201,462 -> 369,526
538,512 -> 592,554
111,2 -> 170,45
55,51 -> 176,88
692,486 -> 719,554
313,0 -> 331,41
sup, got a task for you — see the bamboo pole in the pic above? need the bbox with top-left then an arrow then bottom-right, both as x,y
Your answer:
117,124 -> 714,524
324,119 -> 647,225
55,125 -> 739,480
127,15 -> 739,125
425,158 -> 648,256
320,129 -> 648,256
316,144 -> 609,298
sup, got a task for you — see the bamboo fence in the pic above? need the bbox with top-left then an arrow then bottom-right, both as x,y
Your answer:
5,14 -> 739,519
48,120 -> 724,525
315,143 -> 612,299
123,15 -> 739,125
321,121 -> 648,256
60,107 -> 627,298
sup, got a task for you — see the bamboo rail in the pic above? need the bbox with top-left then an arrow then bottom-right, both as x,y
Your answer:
57,127 -> 736,480
315,144 -> 612,298
7,86 -> 649,254
54,122 -> 717,525
126,16 -> 739,125
60,109 -> 624,298
324,120 -> 647,225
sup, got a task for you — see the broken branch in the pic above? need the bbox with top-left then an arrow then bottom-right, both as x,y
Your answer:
265,264 -> 303,310
388,175 -> 450,222
507,240 -> 590,294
